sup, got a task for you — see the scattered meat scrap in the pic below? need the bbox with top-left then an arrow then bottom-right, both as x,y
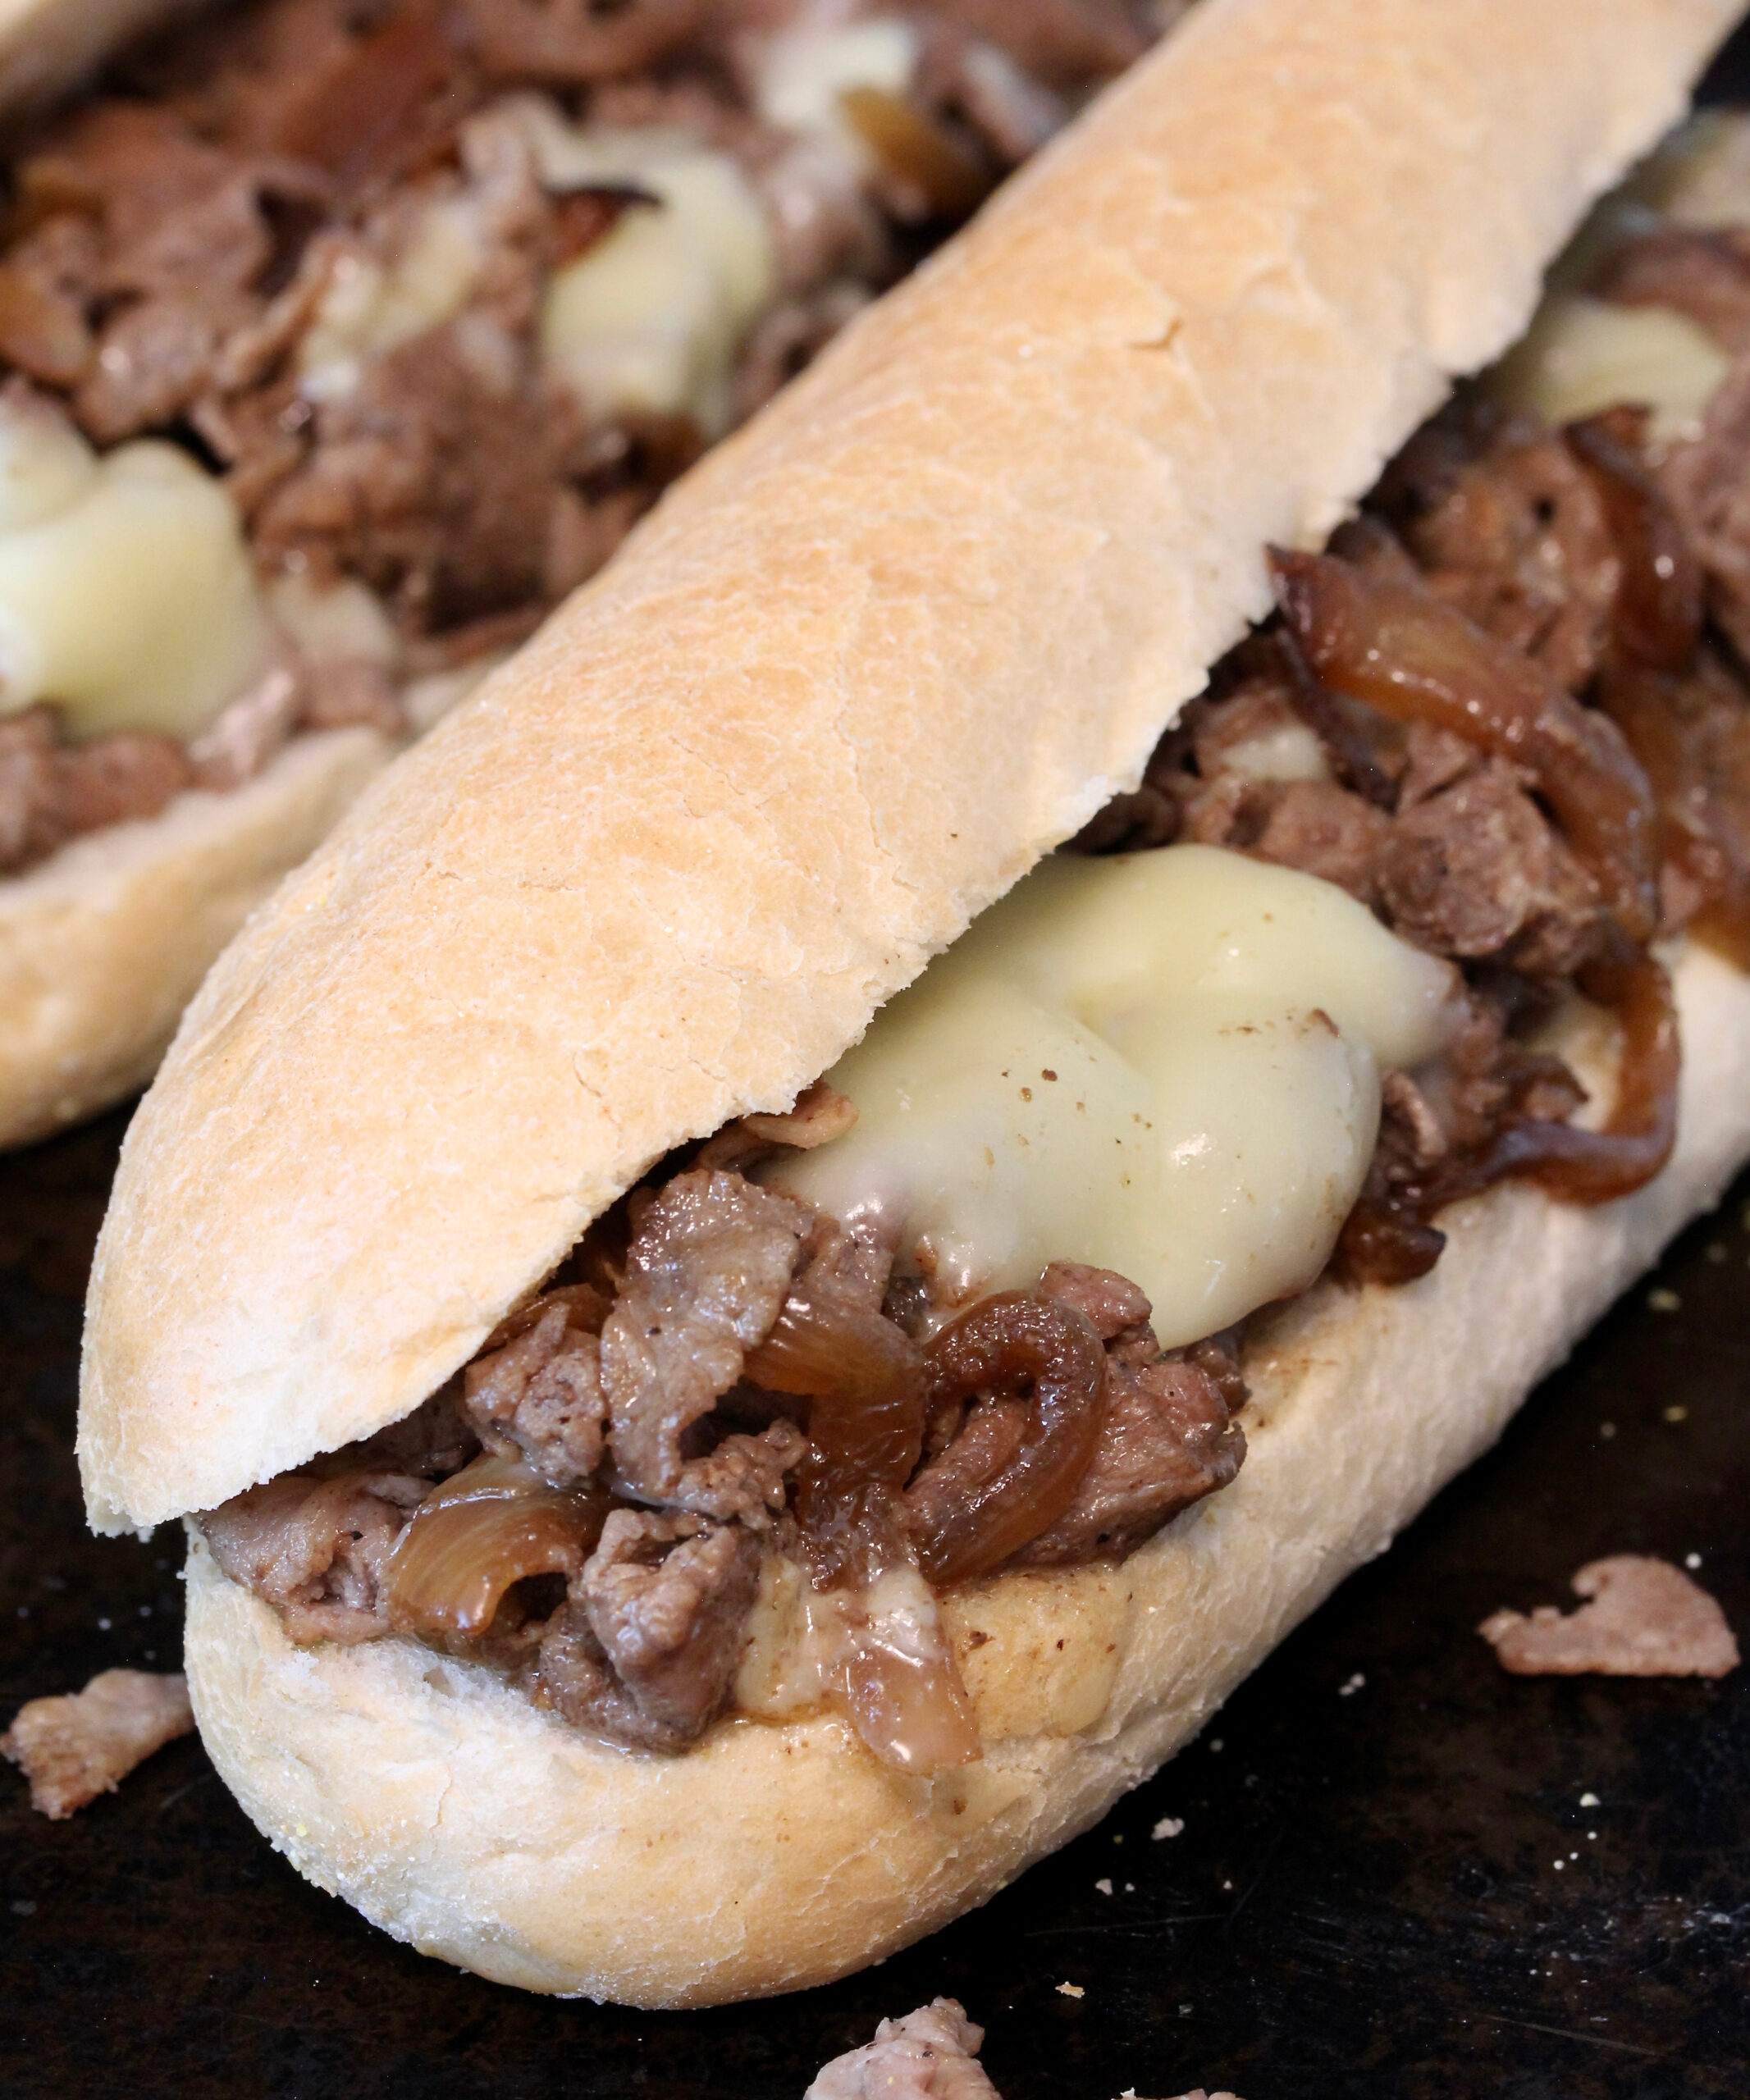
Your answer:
802,2005 -> 1246,2100
1478,1555 -> 1740,1678
805,2000 -> 1000,2098
2,1669 -> 195,1818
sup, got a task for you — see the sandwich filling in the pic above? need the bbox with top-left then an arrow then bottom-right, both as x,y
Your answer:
0,0 -> 1168,874
199,113 -> 1750,1773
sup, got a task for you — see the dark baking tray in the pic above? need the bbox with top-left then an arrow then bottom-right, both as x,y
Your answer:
7,28 -> 1750,2093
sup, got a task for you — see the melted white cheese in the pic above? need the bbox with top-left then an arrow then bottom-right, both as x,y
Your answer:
528,112 -> 774,437
755,16 -> 919,161
769,846 -> 1455,1348
0,419 -> 268,741
1488,293 -> 1730,444
299,200 -> 489,404
1636,108 -> 1750,231
267,572 -> 400,669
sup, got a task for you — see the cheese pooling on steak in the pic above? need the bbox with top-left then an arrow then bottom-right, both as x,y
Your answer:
200,111 -> 1750,1774
0,0 -> 1174,873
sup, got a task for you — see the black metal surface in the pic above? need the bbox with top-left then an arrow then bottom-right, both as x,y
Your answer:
8,25 -> 1750,2093
2,1124 -> 1748,2100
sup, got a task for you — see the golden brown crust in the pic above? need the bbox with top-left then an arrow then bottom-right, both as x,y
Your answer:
180,939 -> 1750,2006
0,728 -> 390,1152
80,0 -> 1743,1531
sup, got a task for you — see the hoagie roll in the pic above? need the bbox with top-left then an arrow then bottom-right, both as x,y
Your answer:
80,0 -> 1750,2009
0,0 -> 1135,1145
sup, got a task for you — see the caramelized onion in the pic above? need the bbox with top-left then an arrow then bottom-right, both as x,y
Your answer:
843,1580 -> 982,1772
838,88 -> 992,220
1565,411 -> 1702,673
385,1454 -> 605,1639
1599,663 -> 1750,970
1272,547 -> 1662,942
745,1281 -> 925,1586
908,1294 -> 1108,1588
1343,936 -> 1679,1269
746,1272 -> 980,1769
1462,936 -> 1679,1203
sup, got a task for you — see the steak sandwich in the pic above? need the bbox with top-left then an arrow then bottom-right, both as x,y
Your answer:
0,0 -> 1141,1146
79,0 -> 1750,2009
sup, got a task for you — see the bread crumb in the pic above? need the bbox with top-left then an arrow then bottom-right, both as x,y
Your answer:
1095,1879 -> 1113,1896
1479,1556 -> 1739,1678
1579,1792 -> 1601,1807
1686,1553 -> 1703,1570
1337,1672 -> 1365,1696
1663,1404 -> 1688,1423
1057,1982 -> 1085,1999
2,1670 -> 194,1819
1153,1816 -> 1185,1840
1647,1288 -> 1681,1312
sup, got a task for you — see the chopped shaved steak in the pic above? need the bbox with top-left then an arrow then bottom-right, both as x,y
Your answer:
0,701 -> 194,874
199,1468 -> 427,1643
3,1670 -> 194,1819
805,2000 -> 998,2099
1017,1270 -> 1245,1564
578,1506 -> 762,1739
1595,224 -> 1750,353
1375,404 -> 1619,695
464,1294 -> 608,1488
1479,1555 -> 1739,1678
602,1168 -> 813,1522
1663,358 -> 1750,663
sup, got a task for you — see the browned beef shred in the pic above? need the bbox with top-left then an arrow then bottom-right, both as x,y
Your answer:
199,166 -> 1750,1758
202,1179 -> 1246,1751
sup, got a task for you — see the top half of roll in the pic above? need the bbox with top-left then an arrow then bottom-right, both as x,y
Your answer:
79,0 -> 1744,1532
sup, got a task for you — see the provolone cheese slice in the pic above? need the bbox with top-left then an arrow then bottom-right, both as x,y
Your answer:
770,845 -> 1455,1347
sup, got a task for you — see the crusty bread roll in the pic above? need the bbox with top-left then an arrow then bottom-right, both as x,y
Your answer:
80,0 -> 1740,1529
1,728 -> 391,1151
180,941 -> 1750,2006
74,0 -> 1749,2013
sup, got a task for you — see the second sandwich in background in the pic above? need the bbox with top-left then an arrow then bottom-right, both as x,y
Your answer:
0,0 -> 1158,1146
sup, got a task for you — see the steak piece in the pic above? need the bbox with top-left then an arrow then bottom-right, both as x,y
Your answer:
805,1998 -> 1000,2100
535,1509 -> 761,1750
1373,405 -> 1620,695
1662,356 -> 1750,663
2,1670 -> 194,1819
602,1168 -> 814,1523
911,1265 -> 1247,1571
1594,225 -> 1750,354
1376,756 -> 1603,976
1012,1352 -> 1244,1566
464,1293 -> 609,1489
1479,1555 -> 1740,1678
199,1469 -> 428,1643
0,705 -> 194,875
